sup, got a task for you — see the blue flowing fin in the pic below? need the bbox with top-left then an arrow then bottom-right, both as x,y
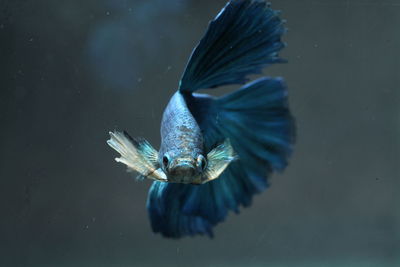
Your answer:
147,182 -> 214,238
181,76 -> 295,226
179,0 -> 286,92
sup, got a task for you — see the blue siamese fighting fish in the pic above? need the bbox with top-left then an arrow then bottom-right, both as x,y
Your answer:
107,0 -> 295,238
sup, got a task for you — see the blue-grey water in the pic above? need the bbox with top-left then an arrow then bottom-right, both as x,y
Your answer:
0,0 -> 399,266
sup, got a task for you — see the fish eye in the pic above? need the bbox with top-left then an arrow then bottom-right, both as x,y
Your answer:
162,155 -> 169,169
196,155 -> 207,171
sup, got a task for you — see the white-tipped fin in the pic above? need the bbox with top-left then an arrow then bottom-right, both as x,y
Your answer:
201,139 -> 237,184
107,131 -> 167,182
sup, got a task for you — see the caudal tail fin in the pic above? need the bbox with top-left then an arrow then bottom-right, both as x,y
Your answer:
214,77 -> 295,173
179,0 -> 286,92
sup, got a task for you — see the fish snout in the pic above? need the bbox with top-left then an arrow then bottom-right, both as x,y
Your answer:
169,163 -> 195,176
167,159 -> 197,181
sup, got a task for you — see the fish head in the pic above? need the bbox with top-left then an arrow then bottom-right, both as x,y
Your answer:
161,152 -> 207,184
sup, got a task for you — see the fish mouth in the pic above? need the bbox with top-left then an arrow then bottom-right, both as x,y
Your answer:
168,162 -> 196,177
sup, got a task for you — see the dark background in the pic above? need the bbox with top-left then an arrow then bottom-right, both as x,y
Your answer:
1,0 -> 399,266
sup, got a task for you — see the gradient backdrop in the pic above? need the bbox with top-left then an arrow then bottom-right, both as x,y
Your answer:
0,0 -> 399,266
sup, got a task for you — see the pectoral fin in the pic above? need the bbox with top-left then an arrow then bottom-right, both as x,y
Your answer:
107,131 -> 167,182
201,139 -> 237,184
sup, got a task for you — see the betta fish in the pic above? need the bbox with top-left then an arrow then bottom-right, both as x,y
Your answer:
107,0 -> 295,238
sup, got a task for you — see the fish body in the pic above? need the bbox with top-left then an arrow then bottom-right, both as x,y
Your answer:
159,91 -> 205,184
108,0 -> 295,238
